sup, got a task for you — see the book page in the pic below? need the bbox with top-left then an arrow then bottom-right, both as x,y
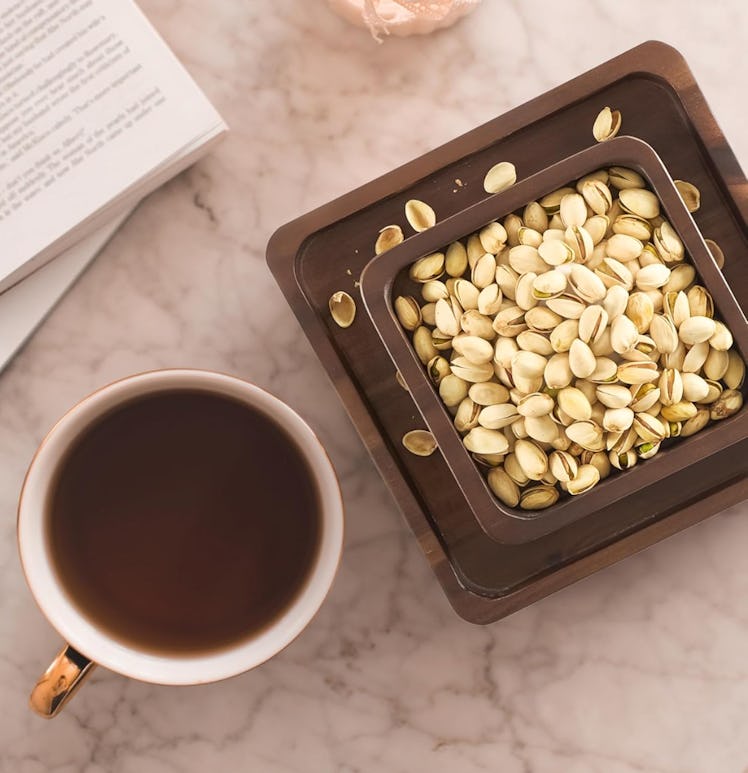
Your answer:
0,0 -> 224,280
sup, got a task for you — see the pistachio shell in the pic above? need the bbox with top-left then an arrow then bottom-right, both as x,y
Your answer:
680,409 -> 710,437
560,193 -> 588,228
483,162 -> 517,194
724,350 -> 746,390
565,420 -> 605,451
581,179 -> 613,216
477,284 -> 502,316
549,318 -> 579,353
635,263 -> 671,290
565,225 -> 594,262
518,226 -> 543,248
538,239 -> 575,267
610,315 -> 639,354
375,225 -> 404,255
461,310 -> 495,340
512,350 -> 548,378
427,356 -> 450,385
532,270 -> 567,300
674,180 -> 701,213
516,331 -> 554,356
451,335 -> 494,365
577,305 -> 608,344
402,430 -> 437,457
629,383 -> 660,412
617,360 -> 659,384
686,286 -> 714,318
405,199 -> 436,232
453,279 -> 480,311
612,214 -> 652,241
596,384 -> 633,409
658,368 -> 683,406
602,407 -> 635,432
649,314 -> 679,354
544,353 -> 573,389
479,222 -> 508,254
524,415 -> 559,443
608,167 -> 645,190
451,357 -> 494,383
633,413 -> 666,443
705,239 -> 725,270
609,449 -> 638,470
525,306 -> 563,333
454,397 -> 481,433
413,325 -> 439,364
660,401 -> 698,422
709,321 -> 733,351
508,245 -> 547,275
663,264 -> 695,294
517,392 -> 555,417
329,291 -> 356,328
549,450 -> 579,483
654,221 -> 684,263
602,285 -> 629,321
680,372 -> 710,403
524,201 -> 549,232
703,347 -> 729,381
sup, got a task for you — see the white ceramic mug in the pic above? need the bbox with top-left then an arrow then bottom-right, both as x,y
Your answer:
17,369 -> 344,718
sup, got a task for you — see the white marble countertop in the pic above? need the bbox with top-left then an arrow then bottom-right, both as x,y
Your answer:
2,1 -> 747,770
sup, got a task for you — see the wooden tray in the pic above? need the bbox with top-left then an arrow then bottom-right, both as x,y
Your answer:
266,42 -> 748,623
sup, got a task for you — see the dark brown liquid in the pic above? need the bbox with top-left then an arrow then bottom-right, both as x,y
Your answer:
47,389 -> 321,655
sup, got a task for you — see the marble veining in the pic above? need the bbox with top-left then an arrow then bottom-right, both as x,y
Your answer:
0,1 -> 747,771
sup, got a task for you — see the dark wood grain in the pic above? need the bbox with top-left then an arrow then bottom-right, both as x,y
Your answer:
266,42 -> 748,623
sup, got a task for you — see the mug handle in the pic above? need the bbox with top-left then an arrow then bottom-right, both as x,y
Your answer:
29,644 -> 96,718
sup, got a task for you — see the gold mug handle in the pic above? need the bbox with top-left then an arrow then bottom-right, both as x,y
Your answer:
29,644 -> 96,718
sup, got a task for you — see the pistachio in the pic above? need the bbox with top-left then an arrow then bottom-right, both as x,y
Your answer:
454,397 -> 481,433
329,291 -> 356,328
525,306 -> 563,333
654,221 -> 685,264
608,166 -> 646,190
512,350 -> 548,379
565,420 -> 605,451
494,336 -> 519,368
680,409 -> 710,437
569,339 -> 596,378
629,383 -> 661,412
679,316 -> 716,345
375,225 -> 404,255
610,315 -> 639,354
568,265 -> 607,304
565,225 -> 594,263
421,280 -> 449,303
517,330 -> 554,356
603,407 -> 635,432
619,187 -> 660,220
524,415 -> 559,443
560,193 -> 588,228
658,368 -> 684,406
606,233 -> 644,262
452,279 -> 479,311
451,357 -> 494,383
617,360 -> 659,384
686,285 -> 714,318
557,387 -> 593,421
609,449 -> 638,470
483,161 -> 517,194
602,285 -> 630,322
402,430 -> 437,457
660,401 -> 698,422
682,340 -> 709,373
547,294 -> 587,320
709,390 -> 743,421
705,239 -> 725,270
452,335 -> 494,365
635,263 -> 671,290
477,284 -> 503,316
592,106 -> 621,143
478,403 -> 520,430
421,303 -> 436,326
540,187 -> 576,215
680,372 -> 710,403
393,295 -> 422,331
445,241 -> 468,277
709,321 -> 733,351
405,199 -> 436,232
663,290 -> 690,328
508,245 -> 547,275
409,252 -> 445,282
495,265 -> 519,301
596,384 -> 632,409
636,441 -> 661,460
470,252 -> 496,289
461,309 -> 495,340
427,356 -> 451,385
395,370 -> 409,391
662,263 -> 696,293
517,392 -> 555,417
479,222 -> 508,255
567,464 -> 600,495
596,258 -> 633,291
463,427 -> 510,455
504,453 -> 529,485
633,413 -> 666,443
468,382 -> 509,406
549,450 -> 579,483
413,325 -> 439,364
624,292 -> 654,334
674,180 -> 701,213
724,349 -> 746,390
524,201 -> 549,232
584,215 -> 609,245
487,467 -> 520,507
612,213 -> 652,241
518,226 -> 543,248
581,179 -> 613,216
704,347 -> 730,381
532,270 -> 567,300
577,305 -> 608,345
514,439 -> 549,480
439,374 -> 469,407
544,353 -> 573,389
538,238 -> 575,267
549,318 -> 579,353
519,485 -> 559,511
701,379 -> 723,404
649,314 -> 679,354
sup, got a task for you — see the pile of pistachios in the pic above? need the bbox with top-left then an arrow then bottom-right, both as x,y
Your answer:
394,167 -> 745,510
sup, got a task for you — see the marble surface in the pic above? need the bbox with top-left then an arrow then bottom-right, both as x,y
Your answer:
1,1 -> 747,770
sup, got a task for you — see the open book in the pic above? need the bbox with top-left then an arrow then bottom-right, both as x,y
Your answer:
0,0 -> 227,293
